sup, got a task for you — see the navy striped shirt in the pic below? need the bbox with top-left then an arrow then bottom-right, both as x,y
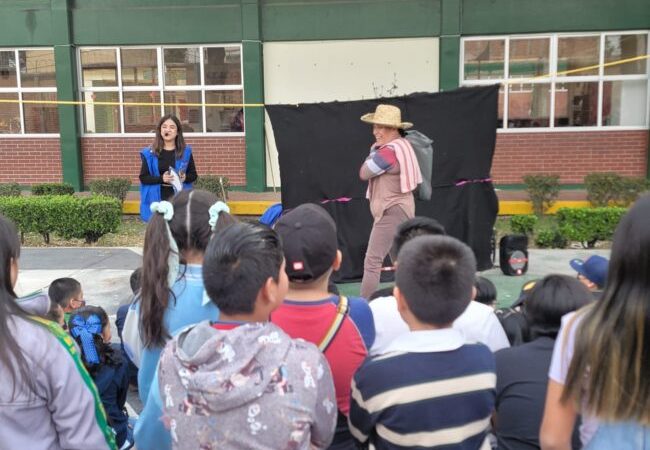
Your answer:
349,329 -> 495,449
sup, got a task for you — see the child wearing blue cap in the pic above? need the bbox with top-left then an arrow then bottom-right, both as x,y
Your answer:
570,255 -> 609,296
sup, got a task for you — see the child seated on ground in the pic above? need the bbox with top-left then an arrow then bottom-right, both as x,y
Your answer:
48,277 -> 85,326
474,276 -> 497,309
349,235 -> 496,449
134,222 -> 337,450
569,254 -> 608,298
369,217 -> 509,355
69,305 -> 131,449
273,203 -> 375,449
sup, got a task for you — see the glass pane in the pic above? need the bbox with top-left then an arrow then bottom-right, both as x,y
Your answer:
557,36 -> 600,76
507,83 -> 551,127
83,91 -> 120,133
121,48 -> 158,86
204,47 -> 241,85
554,82 -> 599,127
602,80 -> 647,126
497,88 -> 504,128
80,49 -> 118,87
604,34 -> 648,75
23,92 -> 59,133
124,91 -> 161,133
164,48 -> 200,86
0,51 -> 17,87
509,38 -> 550,79
163,91 -> 202,132
463,40 -> 505,80
0,93 -> 21,133
205,91 -> 244,132
19,50 -> 56,87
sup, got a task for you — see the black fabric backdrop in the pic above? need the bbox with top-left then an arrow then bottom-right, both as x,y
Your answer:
266,85 -> 499,281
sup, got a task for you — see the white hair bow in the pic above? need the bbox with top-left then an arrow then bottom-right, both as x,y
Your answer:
208,201 -> 230,231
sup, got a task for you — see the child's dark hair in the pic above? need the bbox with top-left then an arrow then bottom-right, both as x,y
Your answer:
140,189 -> 236,348
0,214 -> 37,398
389,216 -> 446,261
396,235 -> 476,326
524,274 -> 592,339
48,277 -> 81,309
203,222 -> 284,315
151,114 -> 186,159
69,305 -> 119,376
474,276 -> 497,306
129,267 -> 142,294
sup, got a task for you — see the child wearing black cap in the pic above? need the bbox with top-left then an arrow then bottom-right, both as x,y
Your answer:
273,203 -> 375,449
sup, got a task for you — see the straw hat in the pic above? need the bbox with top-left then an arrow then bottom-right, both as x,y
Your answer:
360,104 -> 413,129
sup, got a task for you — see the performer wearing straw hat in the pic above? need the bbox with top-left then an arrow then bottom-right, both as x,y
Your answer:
358,104 -> 422,298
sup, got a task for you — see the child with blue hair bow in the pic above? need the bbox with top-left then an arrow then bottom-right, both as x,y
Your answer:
69,306 -> 132,449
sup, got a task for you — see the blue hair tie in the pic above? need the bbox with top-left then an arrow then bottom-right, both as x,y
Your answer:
70,314 -> 103,366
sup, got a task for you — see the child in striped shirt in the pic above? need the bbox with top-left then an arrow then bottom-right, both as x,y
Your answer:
349,235 -> 496,450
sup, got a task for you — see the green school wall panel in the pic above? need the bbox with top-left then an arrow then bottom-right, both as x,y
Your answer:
462,0 -> 650,35
261,0 -> 441,41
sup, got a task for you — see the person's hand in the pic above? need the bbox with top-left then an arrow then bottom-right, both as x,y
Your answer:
162,172 -> 173,184
179,172 -> 186,183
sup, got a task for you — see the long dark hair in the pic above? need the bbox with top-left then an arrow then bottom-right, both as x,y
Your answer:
69,306 -> 119,376
140,189 -> 236,348
151,114 -> 186,159
563,194 -> 650,423
0,214 -> 36,398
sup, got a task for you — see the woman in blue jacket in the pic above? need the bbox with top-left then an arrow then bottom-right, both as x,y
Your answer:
139,115 -> 197,222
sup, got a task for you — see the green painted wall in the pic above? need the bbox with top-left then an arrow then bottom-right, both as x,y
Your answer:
262,0 -> 441,41
0,5 -> 54,46
71,1 -> 243,45
462,0 -> 650,35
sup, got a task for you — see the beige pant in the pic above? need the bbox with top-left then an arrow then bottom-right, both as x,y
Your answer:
360,205 -> 410,298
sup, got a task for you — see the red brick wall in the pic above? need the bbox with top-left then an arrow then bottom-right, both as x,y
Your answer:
0,138 -> 62,183
81,136 -> 246,186
492,130 -> 648,184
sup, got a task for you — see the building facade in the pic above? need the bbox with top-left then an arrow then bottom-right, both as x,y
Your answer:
0,0 -> 648,191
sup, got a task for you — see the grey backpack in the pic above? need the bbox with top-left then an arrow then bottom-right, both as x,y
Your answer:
405,130 -> 434,201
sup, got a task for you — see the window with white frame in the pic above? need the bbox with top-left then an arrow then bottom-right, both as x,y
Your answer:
78,45 -> 243,134
0,48 -> 59,135
461,32 -> 650,130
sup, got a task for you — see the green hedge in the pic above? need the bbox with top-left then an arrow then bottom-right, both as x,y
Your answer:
32,182 -> 75,196
510,214 -> 538,235
523,174 -> 560,215
194,175 -> 230,201
0,183 -> 22,197
585,173 -> 650,207
88,178 -> 131,203
0,195 -> 121,244
557,207 -> 626,248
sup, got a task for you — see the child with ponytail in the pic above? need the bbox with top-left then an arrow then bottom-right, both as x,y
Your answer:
69,306 -> 132,449
136,189 -> 235,408
0,213 -> 116,449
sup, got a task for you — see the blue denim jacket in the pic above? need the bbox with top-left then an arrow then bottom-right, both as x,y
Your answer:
586,422 -> 650,450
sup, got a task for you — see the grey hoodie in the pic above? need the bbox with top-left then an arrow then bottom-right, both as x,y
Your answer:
158,321 -> 337,449
0,313 -> 115,450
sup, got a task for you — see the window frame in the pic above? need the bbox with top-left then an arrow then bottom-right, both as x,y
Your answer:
77,44 -> 245,137
0,47 -> 59,137
460,30 -> 650,132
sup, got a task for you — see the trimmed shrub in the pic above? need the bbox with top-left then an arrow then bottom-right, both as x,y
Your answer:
523,174 -> 560,215
556,207 -> 626,248
0,195 -> 121,244
194,175 -> 230,201
535,228 -> 568,249
0,183 -> 22,197
89,178 -> 132,203
32,182 -> 75,196
510,214 -> 538,235
585,173 -> 649,207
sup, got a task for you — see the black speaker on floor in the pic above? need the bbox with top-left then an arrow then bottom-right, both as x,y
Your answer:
500,234 -> 529,276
